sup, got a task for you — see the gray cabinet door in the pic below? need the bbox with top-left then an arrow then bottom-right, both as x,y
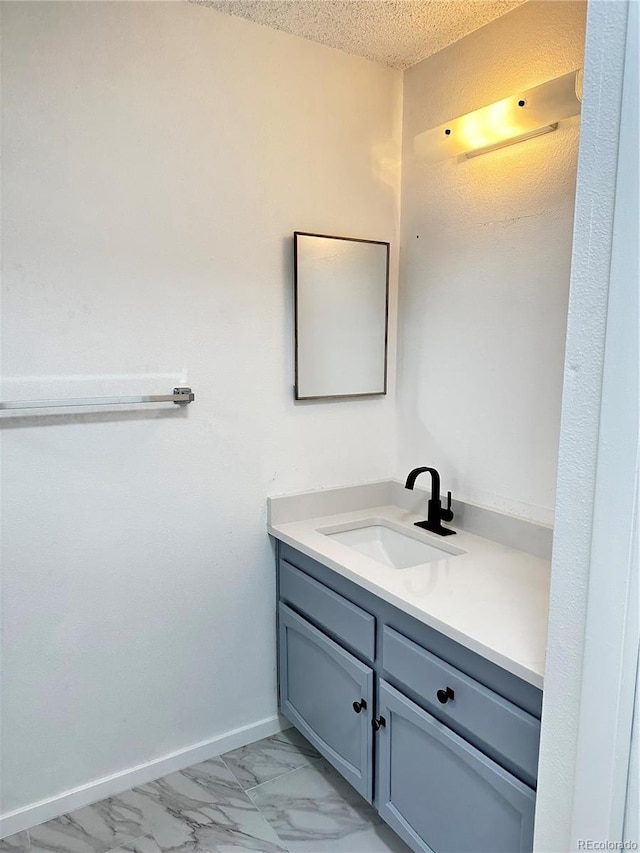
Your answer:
278,603 -> 374,801
377,680 -> 535,853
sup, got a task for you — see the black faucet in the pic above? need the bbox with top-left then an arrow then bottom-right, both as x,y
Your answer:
405,467 -> 456,536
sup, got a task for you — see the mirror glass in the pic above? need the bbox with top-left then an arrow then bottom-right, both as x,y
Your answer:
294,232 -> 389,400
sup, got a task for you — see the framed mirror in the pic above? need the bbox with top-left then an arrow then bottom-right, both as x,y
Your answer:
294,232 -> 390,400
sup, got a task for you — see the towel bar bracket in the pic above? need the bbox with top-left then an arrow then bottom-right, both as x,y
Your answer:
173,387 -> 195,404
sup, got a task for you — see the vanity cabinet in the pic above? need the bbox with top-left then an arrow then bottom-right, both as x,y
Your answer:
276,542 -> 542,853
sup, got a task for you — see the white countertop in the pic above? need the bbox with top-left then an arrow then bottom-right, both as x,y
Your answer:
269,504 -> 550,689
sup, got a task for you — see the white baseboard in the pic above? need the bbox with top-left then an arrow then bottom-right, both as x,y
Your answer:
0,714 -> 288,840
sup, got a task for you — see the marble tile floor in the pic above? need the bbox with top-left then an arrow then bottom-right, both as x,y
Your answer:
1,728 -> 411,853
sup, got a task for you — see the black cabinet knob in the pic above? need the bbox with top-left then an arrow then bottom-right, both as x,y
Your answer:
352,699 -> 367,714
371,716 -> 386,731
436,687 -> 455,704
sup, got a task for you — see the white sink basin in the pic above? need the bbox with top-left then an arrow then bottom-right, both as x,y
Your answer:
320,521 -> 463,569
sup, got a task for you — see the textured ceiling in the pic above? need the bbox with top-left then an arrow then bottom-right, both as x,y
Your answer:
194,0 -> 527,70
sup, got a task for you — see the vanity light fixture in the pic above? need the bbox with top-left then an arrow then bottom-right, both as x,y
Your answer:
414,69 -> 583,162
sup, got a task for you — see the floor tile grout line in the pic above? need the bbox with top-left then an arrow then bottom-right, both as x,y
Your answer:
245,754 -> 326,795
193,750 -> 305,851
219,742 -> 323,794
218,754 -> 254,796
247,788 -> 294,853
104,830 -> 151,853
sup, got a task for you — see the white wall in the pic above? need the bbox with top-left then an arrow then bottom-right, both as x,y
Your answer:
536,1 -> 639,848
396,1 -> 586,525
0,1 -> 401,823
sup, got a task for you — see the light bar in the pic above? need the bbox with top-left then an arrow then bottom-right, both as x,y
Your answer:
414,69 -> 583,163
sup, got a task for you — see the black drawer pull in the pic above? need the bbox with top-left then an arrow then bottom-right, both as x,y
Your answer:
372,715 -> 386,731
437,686 -> 455,704
352,699 -> 367,714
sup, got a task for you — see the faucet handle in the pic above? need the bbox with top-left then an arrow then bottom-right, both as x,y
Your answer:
441,491 -> 454,523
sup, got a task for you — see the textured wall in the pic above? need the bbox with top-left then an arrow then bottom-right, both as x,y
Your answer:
0,1 -> 401,819
396,0 -> 587,525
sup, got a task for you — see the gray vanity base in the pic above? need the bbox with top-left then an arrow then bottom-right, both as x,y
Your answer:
275,541 -> 542,853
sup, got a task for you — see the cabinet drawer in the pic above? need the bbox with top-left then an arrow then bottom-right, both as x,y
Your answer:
279,559 -> 375,660
382,626 -> 540,786
377,680 -> 535,853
